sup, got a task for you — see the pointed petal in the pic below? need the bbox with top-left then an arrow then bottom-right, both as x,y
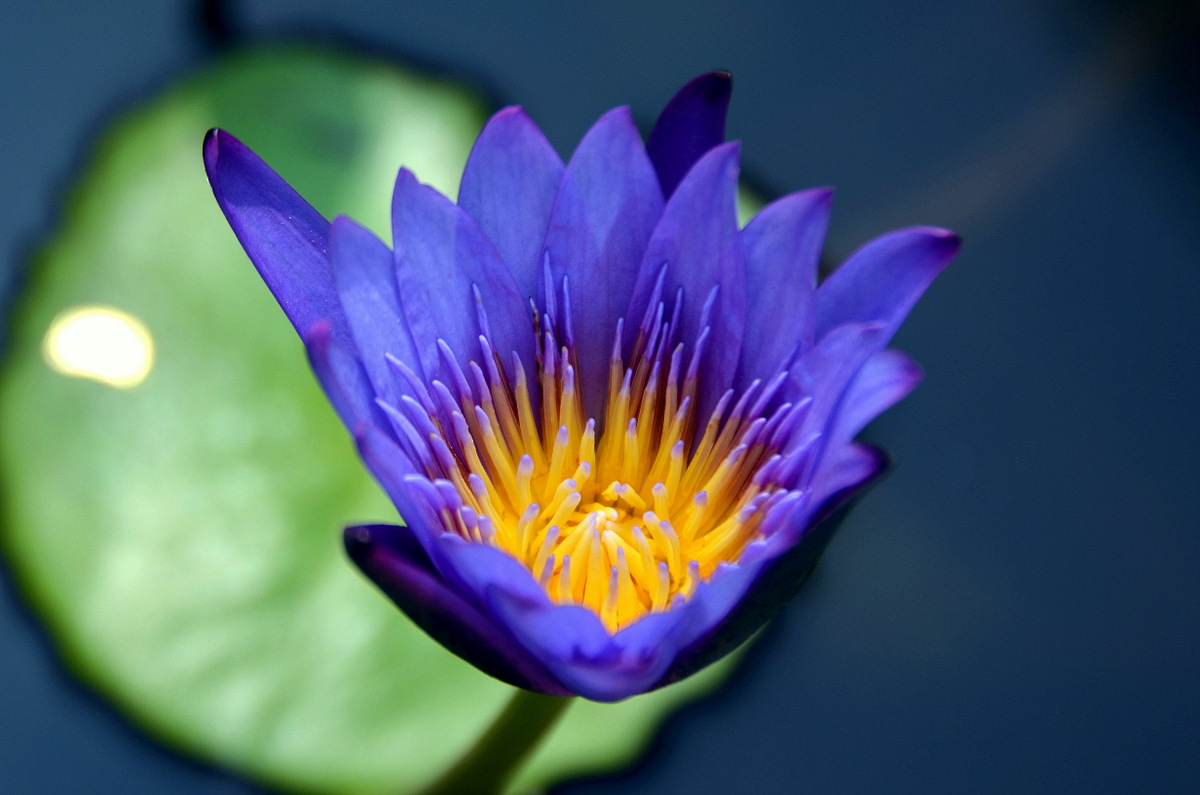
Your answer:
816,226 -> 960,343
458,107 -> 564,301
486,588 -> 683,702
391,169 -> 535,380
352,423 -> 455,566
304,320 -> 387,434
434,534 -> 655,700
646,71 -> 733,198
737,188 -> 833,387
344,524 -> 569,695
435,531 -> 703,701
786,322 -> 886,482
808,442 -> 889,510
542,107 -> 664,417
203,129 -> 350,349
329,216 -> 424,405
831,349 -> 923,444
628,142 -> 746,419
432,530 -> 550,607
648,557 -> 769,688
653,465 -> 882,689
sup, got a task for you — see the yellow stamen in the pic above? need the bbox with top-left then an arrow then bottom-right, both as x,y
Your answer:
418,304 -> 793,633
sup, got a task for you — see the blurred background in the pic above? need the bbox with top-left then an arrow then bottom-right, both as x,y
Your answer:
2,0 -> 1198,792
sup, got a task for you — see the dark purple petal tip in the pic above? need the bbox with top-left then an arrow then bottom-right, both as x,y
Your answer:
204,128 -> 353,352
646,71 -> 733,198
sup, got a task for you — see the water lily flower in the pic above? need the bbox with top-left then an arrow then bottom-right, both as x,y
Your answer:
204,73 -> 959,702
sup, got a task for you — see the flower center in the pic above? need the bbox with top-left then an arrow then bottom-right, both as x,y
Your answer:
389,285 -> 804,632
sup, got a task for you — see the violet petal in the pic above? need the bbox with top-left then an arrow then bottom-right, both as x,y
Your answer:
329,216 -> 424,403
304,320 -> 388,435
427,531 -> 678,701
353,422 -> 448,560
344,524 -> 570,696
203,130 -> 350,350
654,456 -> 885,689
431,530 -> 551,610
737,188 -> 833,387
391,169 -> 535,381
627,142 -> 746,420
646,71 -> 733,199
542,107 -> 664,419
830,349 -> 923,444
816,226 -> 960,344
788,321 -> 887,457
808,442 -> 890,510
486,588 -> 682,702
459,107 -> 565,302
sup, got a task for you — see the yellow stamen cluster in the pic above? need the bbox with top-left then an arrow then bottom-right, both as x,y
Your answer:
403,304 -> 793,633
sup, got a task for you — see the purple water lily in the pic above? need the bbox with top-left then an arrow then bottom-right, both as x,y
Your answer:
204,73 -> 958,702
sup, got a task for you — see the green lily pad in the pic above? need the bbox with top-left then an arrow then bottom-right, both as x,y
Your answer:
0,47 -> 741,793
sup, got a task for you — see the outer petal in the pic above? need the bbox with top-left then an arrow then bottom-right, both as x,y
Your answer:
788,322 -> 887,455
737,188 -> 833,387
354,423 -> 447,554
391,169 -> 535,381
627,142 -> 746,421
203,129 -> 350,350
631,547 -> 784,695
343,524 -> 570,696
807,442 -> 889,510
830,348 -> 923,445
487,588 -> 689,702
645,71 -> 732,199
431,528 -> 711,701
432,533 -> 683,701
654,455 -> 886,689
353,424 -> 514,605
458,107 -> 565,302
816,226 -> 960,344
304,320 -> 388,435
542,107 -> 664,419
329,216 -> 423,404
431,531 -> 551,609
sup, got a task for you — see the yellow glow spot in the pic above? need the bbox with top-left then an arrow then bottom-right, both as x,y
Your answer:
42,305 -> 155,389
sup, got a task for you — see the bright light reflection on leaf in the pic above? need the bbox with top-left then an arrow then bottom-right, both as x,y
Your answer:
42,305 -> 155,388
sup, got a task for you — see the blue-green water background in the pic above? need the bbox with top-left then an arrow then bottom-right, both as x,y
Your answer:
2,1 -> 1198,792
